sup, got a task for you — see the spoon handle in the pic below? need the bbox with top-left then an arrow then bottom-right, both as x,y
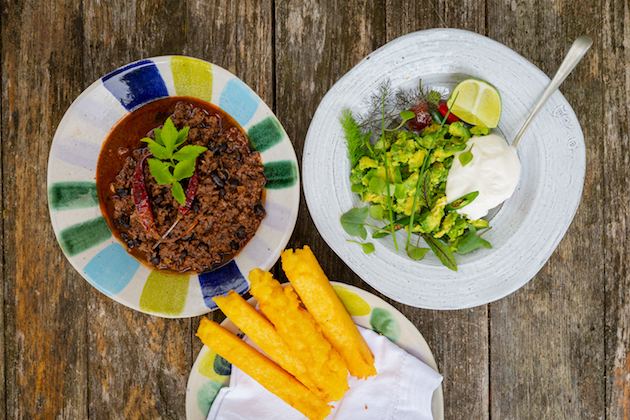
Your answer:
512,35 -> 592,149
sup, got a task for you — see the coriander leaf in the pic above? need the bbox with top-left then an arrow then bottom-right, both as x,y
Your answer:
370,205 -> 383,220
424,234 -> 457,271
173,159 -> 196,182
147,158 -> 174,185
161,118 -> 178,154
173,145 -> 207,161
175,126 -> 190,147
171,180 -> 186,206
347,240 -> 375,254
368,177 -> 386,195
141,138 -> 171,160
459,145 -> 474,166
456,224 -> 492,254
340,207 -> 369,240
407,245 -> 430,261
427,90 -> 441,106
154,128 -> 164,146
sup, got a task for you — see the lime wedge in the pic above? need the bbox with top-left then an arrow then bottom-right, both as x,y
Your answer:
447,79 -> 502,128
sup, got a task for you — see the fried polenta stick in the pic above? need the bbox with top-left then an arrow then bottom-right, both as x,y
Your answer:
213,291 -> 325,399
249,269 -> 349,403
196,318 -> 331,420
282,246 -> 377,379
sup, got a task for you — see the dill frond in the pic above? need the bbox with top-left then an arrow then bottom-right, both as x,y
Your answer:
340,109 -> 370,167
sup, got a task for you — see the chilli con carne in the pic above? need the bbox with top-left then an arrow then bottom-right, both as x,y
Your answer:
96,97 -> 267,273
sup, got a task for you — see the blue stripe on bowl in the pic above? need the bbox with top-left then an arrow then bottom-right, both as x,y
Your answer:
218,79 -> 260,127
82,243 -> 140,296
198,260 -> 249,310
102,59 -> 169,112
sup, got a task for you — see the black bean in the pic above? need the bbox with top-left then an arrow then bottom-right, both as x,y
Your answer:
150,256 -> 160,266
207,141 -> 216,152
236,226 -> 247,239
254,204 -> 266,218
218,143 -> 227,153
180,250 -> 188,259
154,195 -> 163,205
228,178 -> 240,186
210,172 -> 224,187
191,200 -> 200,214
116,188 -> 130,197
220,169 -> 229,179
230,240 -> 240,251
116,215 -> 131,230
219,188 -> 226,199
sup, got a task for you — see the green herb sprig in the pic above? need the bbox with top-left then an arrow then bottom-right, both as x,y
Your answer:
141,118 -> 207,206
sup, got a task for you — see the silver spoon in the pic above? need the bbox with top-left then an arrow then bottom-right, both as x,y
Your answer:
511,35 -> 593,149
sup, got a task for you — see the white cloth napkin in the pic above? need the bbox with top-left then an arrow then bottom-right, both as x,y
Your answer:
207,326 -> 443,420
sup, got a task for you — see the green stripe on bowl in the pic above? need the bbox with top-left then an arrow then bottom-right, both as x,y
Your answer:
264,160 -> 298,189
49,181 -> 98,211
139,271 -> 189,316
247,116 -> 284,152
59,217 -> 112,257
171,56 -> 213,103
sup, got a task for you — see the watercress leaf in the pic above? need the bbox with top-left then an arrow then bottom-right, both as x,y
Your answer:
172,145 -> 207,161
351,183 -> 366,193
361,242 -> 375,254
340,207 -> 369,240
140,138 -> 171,160
407,245 -> 430,261
147,158 -> 174,185
459,145 -> 474,166
161,117 -> 178,154
424,234 -> 457,271
427,90 -> 441,106
370,205 -> 383,220
171,180 -> 186,206
175,126 -> 190,147
172,159 -> 196,181
154,128 -> 164,146
368,177 -> 386,195
399,110 -> 415,122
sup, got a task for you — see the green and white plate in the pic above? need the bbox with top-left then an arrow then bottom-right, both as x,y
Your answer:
47,56 -> 299,318
186,282 -> 444,419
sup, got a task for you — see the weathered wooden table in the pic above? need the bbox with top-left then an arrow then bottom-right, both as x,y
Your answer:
2,0 -> 627,418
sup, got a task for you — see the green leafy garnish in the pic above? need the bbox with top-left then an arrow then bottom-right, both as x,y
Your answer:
424,234 -> 457,271
340,109 -> 372,167
141,118 -> 207,206
455,224 -> 492,254
459,145 -> 474,166
407,245 -> 430,261
340,207 -> 369,240
347,240 -> 375,254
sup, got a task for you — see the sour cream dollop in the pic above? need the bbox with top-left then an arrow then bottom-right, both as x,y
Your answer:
445,133 -> 521,220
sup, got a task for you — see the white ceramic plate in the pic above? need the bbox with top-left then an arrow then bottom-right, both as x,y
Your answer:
186,282 -> 443,419
303,29 -> 585,309
48,56 -> 299,318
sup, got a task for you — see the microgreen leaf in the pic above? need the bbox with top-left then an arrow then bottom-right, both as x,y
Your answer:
175,126 -> 190,147
147,158 -> 174,185
171,180 -> 186,206
351,184 -> 366,193
424,234 -> 457,271
347,240 -> 375,254
456,224 -> 492,254
459,145 -> 474,166
370,205 -> 383,220
173,145 -> 207,161
368,177 -> 386,195
141,138 -> 171,160
161,118 -> 178,154
385,110 -> 417,132
173,159 -> 196,182
340,207 -> 369,240
407,245 -> 430,261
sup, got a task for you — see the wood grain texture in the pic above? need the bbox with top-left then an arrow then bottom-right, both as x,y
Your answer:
184,0 -> 274,359
602,0 -> 630,418
385,3 -> 489,419
488,1 -> 605,418
274,0 -> 386,288
82,1 -> 190,418
2,0 -> 88,418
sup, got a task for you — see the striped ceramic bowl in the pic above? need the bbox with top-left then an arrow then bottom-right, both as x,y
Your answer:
47,56 -> 299,318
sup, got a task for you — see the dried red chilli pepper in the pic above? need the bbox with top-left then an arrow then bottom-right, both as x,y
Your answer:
179,168 -> 199,217
132,154 -> 159,239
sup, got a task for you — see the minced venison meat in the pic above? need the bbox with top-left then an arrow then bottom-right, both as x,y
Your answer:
110,102 -> 266,273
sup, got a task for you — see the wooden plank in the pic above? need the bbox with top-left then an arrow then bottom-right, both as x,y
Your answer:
488,1 -> 605,418
81,1 -> 191,418
1,0 -> 88,418
602,0 -> 630,418
184,0 -> 274,358
385,3 -> 490,419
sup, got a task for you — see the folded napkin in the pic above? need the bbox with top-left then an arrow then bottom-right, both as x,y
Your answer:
207,326 -> 443,420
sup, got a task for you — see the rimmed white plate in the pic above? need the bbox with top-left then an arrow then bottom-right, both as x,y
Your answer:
186,282 -> 444,419
47,56 -> 299,318
302,28 -> 585,309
